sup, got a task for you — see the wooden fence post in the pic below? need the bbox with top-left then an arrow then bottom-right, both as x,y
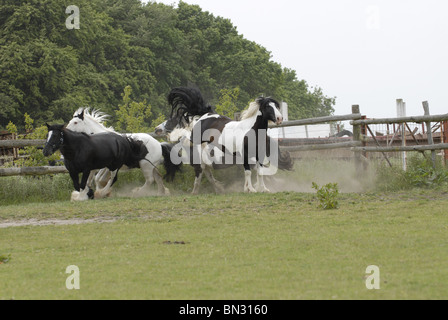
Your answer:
422,101 -> 436,168
12,133 -> 18,160
397,99 -> 407,171
443,120 -> 448,166
352,105 -> 362,173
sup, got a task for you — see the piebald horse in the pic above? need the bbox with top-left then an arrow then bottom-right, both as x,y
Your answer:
189,97 -> 284,194
156,87 -> 293,194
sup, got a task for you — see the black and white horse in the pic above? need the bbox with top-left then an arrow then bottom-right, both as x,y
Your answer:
189,97 -> 285,193
43,124 -> 149,201
156,87 -> 293,194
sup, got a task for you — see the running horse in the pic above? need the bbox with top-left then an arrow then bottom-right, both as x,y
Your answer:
43,124 -> 149,201
67,108 -> 181,196
156,87 -> 294,194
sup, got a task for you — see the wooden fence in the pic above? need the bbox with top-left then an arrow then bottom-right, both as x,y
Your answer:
1,102 -> 448,177
350,101 -> 448,168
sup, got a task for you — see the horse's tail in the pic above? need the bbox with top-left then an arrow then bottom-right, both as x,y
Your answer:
268,137 -> 294,171
161,142 -> 182,182
126,137 -> 149,169
278,149 -> 294,171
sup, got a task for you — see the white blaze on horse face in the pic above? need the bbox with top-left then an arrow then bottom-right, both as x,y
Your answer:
47,130 -> 54,143
155,121 -> 167,135
270,102 -> 283,125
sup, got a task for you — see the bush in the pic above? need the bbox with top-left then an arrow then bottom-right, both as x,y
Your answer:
375,154 -> 448,191
312,182 -> 339,210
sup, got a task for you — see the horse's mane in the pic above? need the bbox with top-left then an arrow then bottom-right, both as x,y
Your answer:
168,87 -> 214,123
241,97 -> 280,121
73,107 -> 116,132
241,100 -> 261,120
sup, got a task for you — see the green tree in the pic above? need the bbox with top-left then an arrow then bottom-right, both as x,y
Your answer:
6,121 -> 17,135
116,86 -> 152,133
0,0 -> 335,130
215,88 -> 240,119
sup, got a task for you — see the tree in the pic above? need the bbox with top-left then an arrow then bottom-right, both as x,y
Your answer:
215,87 -> 240,119
0,0 -> 335,131
116,86 -> 152,133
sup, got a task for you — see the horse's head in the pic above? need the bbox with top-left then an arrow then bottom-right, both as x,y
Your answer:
43,124 -> 65,156
67,108 -> 111,135
258,97 -> 283,125
154,120 -> 167,136
154,117 -> 181,136
67,108 -> 90,134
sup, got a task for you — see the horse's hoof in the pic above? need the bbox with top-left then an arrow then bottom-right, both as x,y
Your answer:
160,188 -> 170,196
71,191 -> 80,202
78,191 -> 90,201
71,190 -> 90,201
256,186 -> 270,193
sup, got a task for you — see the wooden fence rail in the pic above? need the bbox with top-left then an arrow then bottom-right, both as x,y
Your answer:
352,143 -> 448,153
0,166 -> 68,177
0,139 -> 46,148
270,113 -> 362,128
351,114 -> 448,126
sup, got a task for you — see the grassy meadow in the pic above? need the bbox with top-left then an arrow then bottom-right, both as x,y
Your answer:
1,159 -> 448,300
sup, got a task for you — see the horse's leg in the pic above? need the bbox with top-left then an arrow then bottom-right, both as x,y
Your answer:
71,170 -> 92,202
69,170 -> 82,201
203,165 -> 224,194
243,163 -> 257,193
255,163 -> 270,193
192,164 -> 203,195
153,168 -> 170,196
85,171 -> 96,199
94,170 -> 118,199
132,160 -> 155,196
134,160 -> 170,196
95,168 -> 111,190
243,138 -> 257,193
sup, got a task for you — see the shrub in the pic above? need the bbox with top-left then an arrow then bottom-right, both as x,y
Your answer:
312,182 -> 339,210
375,154 -> 448,191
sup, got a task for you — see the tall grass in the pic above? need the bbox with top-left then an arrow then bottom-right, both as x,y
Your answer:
375,154 -> 448,191
0,175 -> 73,205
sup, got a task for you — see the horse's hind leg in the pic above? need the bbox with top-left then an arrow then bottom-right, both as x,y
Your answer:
134,160 -> 170,196
153,168 -> 170,196
192,164 -> 203,195
255,163 -> 270,193
94,170 -> 118,199
203,166 -> 224,194
132,160 -> 155,196
95,168 -> 111,190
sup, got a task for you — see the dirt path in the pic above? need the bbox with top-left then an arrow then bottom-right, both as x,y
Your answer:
0,218 -> 117,229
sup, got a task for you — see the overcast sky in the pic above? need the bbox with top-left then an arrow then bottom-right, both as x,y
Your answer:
149,0 -> 448,118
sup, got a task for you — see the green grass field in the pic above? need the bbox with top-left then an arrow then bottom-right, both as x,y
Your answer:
1,189 -> 448,300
